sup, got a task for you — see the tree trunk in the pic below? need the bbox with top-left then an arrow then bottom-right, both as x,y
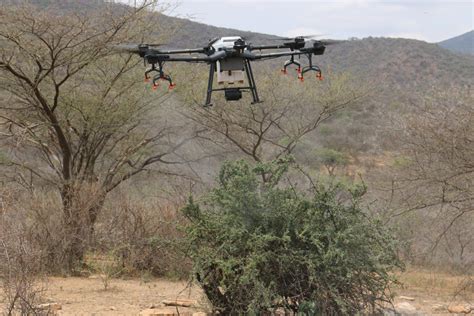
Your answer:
61,181 -> 106,273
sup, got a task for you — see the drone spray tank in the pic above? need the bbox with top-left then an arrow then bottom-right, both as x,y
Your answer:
212,37 -> 246,88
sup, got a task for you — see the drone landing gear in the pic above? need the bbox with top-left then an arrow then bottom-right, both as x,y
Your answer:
298,65 -> 323,81
144,61 -> 176,90
204,63 -> 215,107
204,60 -> 262,107
244,59 -> 262,105
297,53 -> 323,82
152,74 -> 176,90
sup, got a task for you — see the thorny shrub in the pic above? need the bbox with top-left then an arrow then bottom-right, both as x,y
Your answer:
182,158 -> 403,314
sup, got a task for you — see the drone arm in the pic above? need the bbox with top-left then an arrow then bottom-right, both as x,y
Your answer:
157,48 -> 207,55
245,50 -> 304,61
114,45 -> 209,58
145,50 -> 226,63
248,44 -> 288,51
155,56 -> 210,63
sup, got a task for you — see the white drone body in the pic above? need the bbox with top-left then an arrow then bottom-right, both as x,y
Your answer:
210,36 -> 244,50
211,36 -> 246,84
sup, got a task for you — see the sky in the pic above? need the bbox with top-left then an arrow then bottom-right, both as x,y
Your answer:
156,0 -> 473,42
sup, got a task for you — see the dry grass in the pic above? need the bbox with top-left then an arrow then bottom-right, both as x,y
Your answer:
396,267 -> 474,302
91,189 -> 192,278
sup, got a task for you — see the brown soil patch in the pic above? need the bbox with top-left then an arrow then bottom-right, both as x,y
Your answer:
2,269 -> 472,315
44,276 -> 205,315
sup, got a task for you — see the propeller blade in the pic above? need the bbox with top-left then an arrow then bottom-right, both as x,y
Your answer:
112,43 -> 143,53
316,39 -> 346,45
269,34 -> 326,41
268,37 -> 296,41
112,43 -> 165,52
297,34 -> 327,40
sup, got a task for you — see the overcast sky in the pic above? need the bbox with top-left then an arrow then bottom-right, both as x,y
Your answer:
158,0 -> 473,42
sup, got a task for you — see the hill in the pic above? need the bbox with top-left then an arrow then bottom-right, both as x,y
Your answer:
152,13 -> 280,48
438,30 -> 474,55
317,37 -> 473,89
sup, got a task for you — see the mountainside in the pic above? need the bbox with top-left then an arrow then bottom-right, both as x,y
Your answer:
438,30 -> 474,55
153,13 -> 280,48
11,0 -> 280,47
320,37 -> 474,90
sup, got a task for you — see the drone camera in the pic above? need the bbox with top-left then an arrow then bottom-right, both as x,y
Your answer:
233,39 -> 247,51
224,88 -> 242,101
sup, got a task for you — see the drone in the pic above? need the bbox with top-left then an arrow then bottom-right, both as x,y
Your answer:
115,36 -> 341,106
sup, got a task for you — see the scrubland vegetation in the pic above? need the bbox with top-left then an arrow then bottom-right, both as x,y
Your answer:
0,1 -> 472,314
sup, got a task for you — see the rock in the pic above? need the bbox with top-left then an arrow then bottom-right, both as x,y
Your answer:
448,304 -> 472,314
399,296 -> 416,301
36,303 -> 62,311
109,306 -> 117,311
432,304 -> 447,312
192,313 -> 207,316
394,302 -> 418,315
139,308 -> 177,316
162,299 -> 197,308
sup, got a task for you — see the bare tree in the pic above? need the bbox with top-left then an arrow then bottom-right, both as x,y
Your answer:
0,1 -> 193,271
378,88 -> 474,265
183,70 -> 368,168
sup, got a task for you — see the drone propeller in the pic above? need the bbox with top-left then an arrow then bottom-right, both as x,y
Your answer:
112,43 -> 141,53
270,34 -> 326,41
270,35 -> 346,46
313,39 -> 346,46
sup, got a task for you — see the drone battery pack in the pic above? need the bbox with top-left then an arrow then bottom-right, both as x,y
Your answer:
216,58 -> 245,84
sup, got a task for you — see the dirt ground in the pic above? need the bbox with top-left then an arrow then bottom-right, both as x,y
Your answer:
43,276 -> 205,315
1,269 -> 472,315
391,269 -> 473,315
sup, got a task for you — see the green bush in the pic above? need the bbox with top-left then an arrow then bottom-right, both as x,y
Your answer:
314,147 -> 349,176
182,159 -> 402,314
